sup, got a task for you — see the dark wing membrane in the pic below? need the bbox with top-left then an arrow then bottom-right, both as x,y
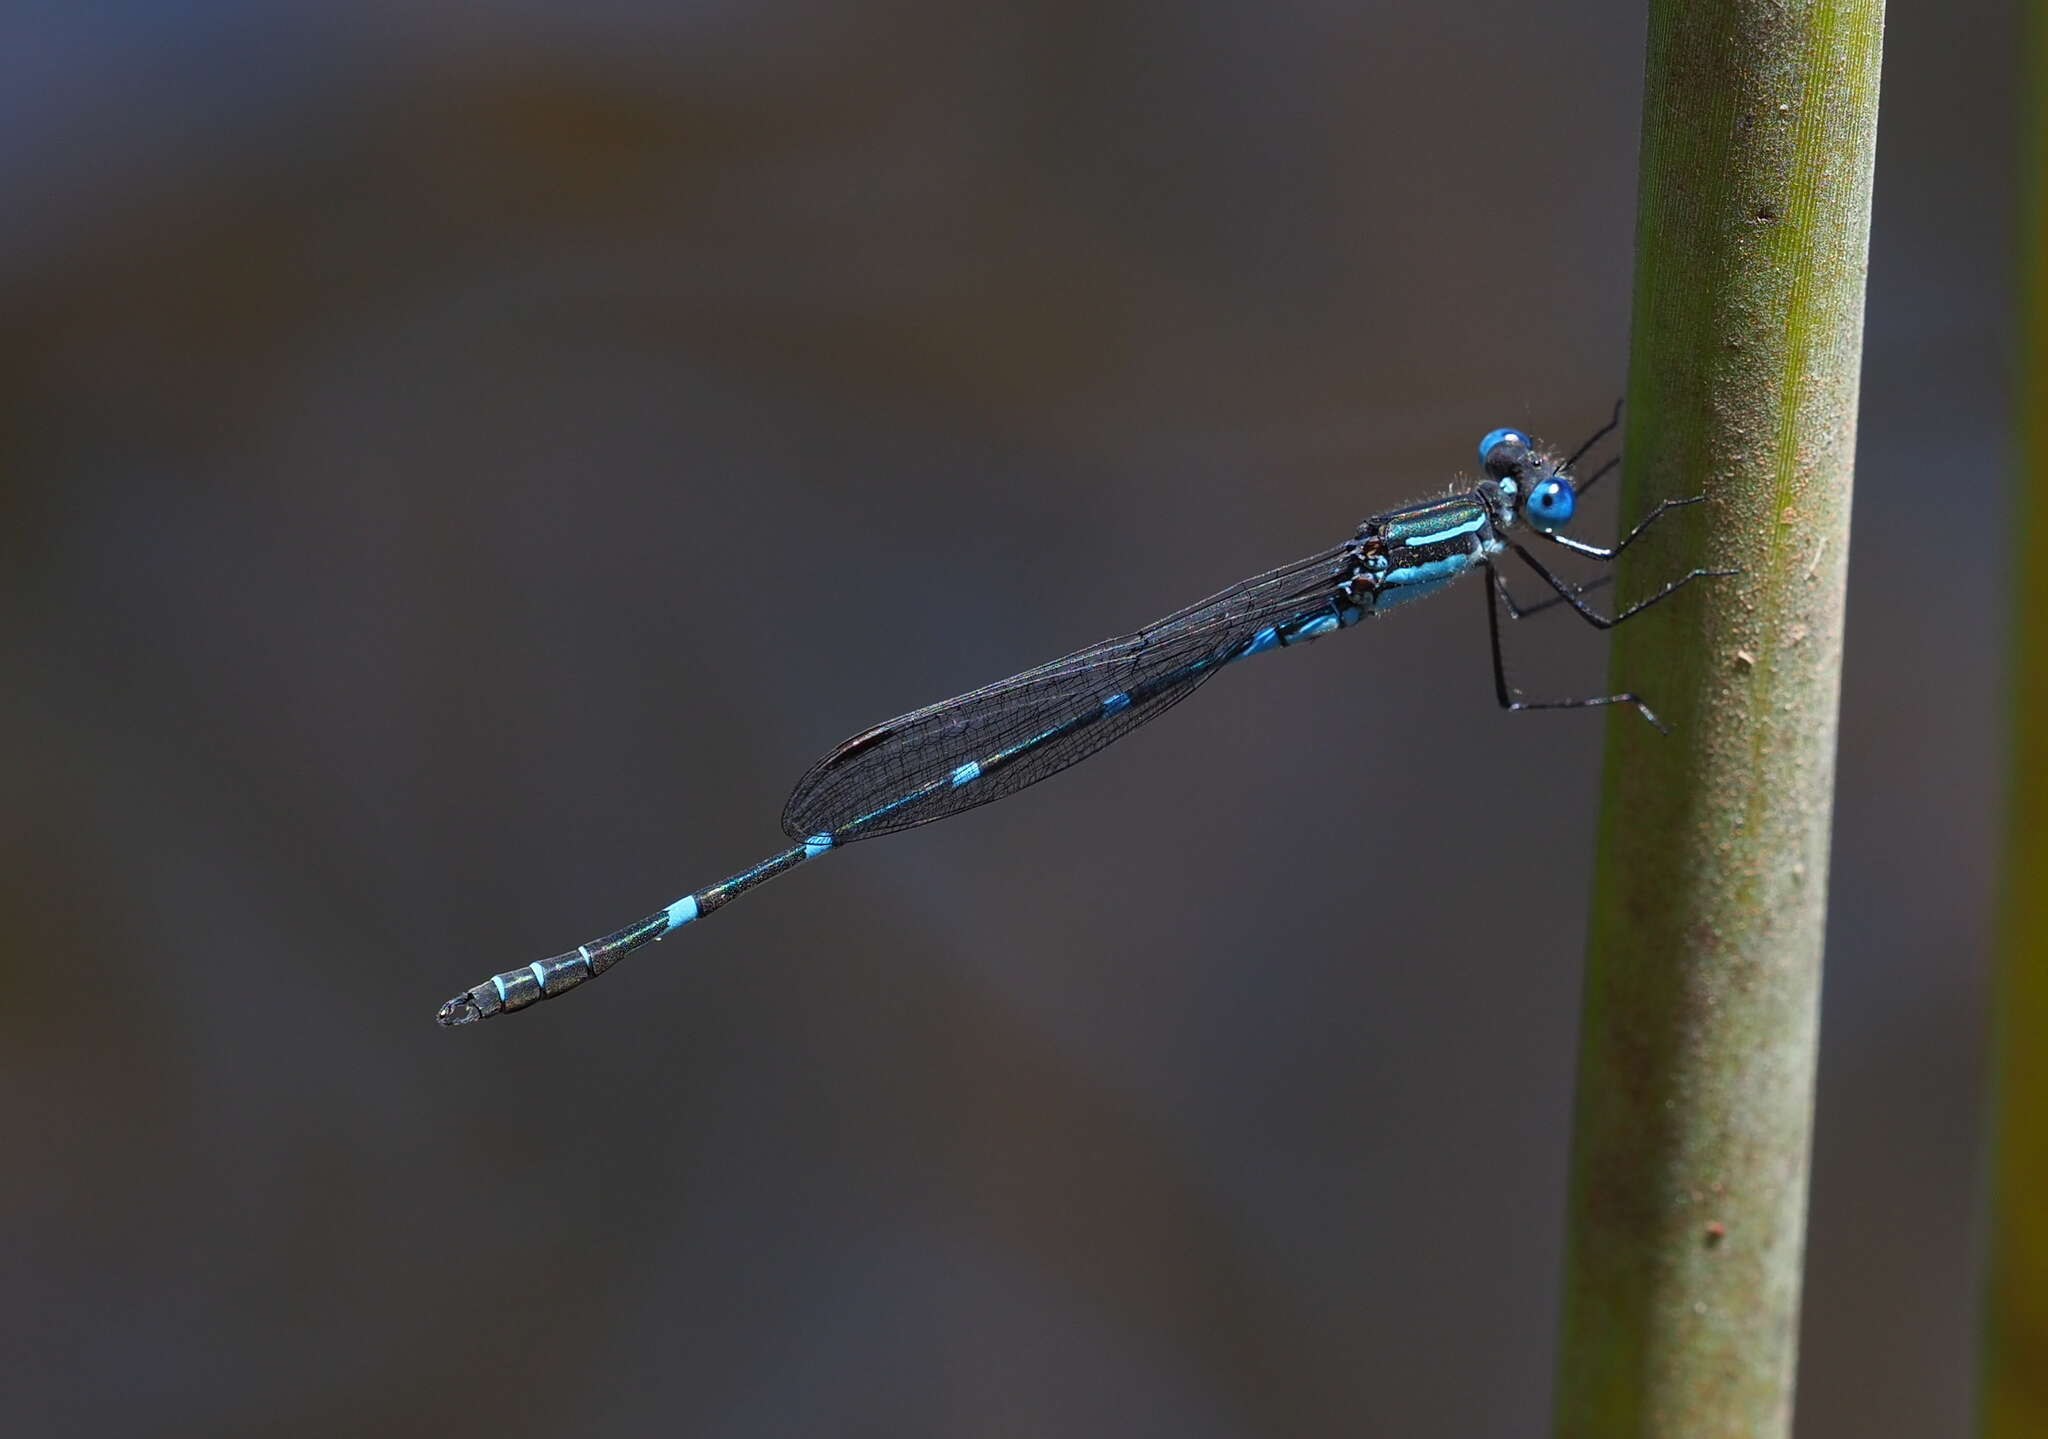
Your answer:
781,541 -> 1356,841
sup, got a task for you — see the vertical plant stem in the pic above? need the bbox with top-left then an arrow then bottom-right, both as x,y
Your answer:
1983,5 -> 2048,1434
1551,2 -> 1883,1435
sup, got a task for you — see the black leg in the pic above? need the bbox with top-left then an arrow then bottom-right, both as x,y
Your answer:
1481,562 -> 1666,730
1537,493 -> 1710,561
1570,455 -> 1619,499
1558,398 -> 1625,476
1510,542 -> 1735,631
1492,567 -> 1613,619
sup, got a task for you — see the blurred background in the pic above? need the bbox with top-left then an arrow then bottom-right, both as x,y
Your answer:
1,3 -> 2008,1434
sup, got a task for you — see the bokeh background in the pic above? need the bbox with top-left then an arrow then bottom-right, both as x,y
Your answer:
3,3 -> 2009,1434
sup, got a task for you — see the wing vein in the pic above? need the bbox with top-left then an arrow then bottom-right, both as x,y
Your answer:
780,541 -> 1358,840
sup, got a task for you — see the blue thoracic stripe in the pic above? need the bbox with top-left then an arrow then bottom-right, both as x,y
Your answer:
1402,515 -> 1486,547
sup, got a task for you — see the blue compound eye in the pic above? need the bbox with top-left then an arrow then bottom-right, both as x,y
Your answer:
1478,427 -> 1529,465
1527,476 -> 1575,531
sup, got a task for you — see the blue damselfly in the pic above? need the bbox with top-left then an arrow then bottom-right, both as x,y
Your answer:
437,415 -> 1725,1025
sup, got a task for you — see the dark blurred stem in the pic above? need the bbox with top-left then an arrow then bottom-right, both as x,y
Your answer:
1550,3 -> 1882,1434
1983,7 -> 2048,1435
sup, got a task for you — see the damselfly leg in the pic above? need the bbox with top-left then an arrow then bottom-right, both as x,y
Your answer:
1490,568 -> 1612,620
1481,560 -> 1666,730
1537,493 -> 1714,563
1556,397 -> 1624,476
1569,456 -> 1618,498
1508,541 -> 1736,631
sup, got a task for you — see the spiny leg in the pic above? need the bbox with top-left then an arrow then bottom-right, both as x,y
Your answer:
1537,493 -> 1709,562
1492,567 -> 1613,620
1570,456 -> 1618,499
1509,542 -> 1735,632
1558,398 -> 1625,475
1481,561 -> 1665,730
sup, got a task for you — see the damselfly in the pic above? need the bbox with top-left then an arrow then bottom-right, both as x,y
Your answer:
438,414 -> 1726,1025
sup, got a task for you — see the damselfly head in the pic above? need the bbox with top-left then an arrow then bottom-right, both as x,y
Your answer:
1478,426 -> 1574,533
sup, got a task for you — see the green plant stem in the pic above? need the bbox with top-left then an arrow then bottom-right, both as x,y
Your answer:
1983,6 -> 2048,1434
1551,2 -> 1883,1435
